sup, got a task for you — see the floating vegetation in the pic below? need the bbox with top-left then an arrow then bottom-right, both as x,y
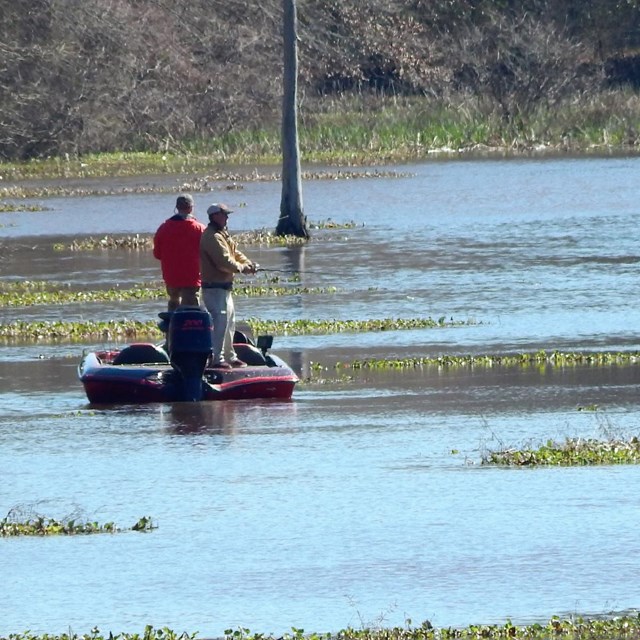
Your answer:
483,437 -> 640,466
0,202 -> 46,212
0,515 -> 155,537
0,627 -> 194,640
56,234 -> 153,251
247,316 -> 473,337
326,349 -> 640,371
334,616 -> 640,640
1,168 -> 412,199
4,617 -> 640,640
232,230 -> 308,246
52,222 -> 359,252
0,281 -> 163,307
0,317 -> 468,342
0,279 -> 339,307
0,319 -> 163,342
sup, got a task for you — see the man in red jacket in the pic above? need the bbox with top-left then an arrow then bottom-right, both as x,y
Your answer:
153,194 -> 207,312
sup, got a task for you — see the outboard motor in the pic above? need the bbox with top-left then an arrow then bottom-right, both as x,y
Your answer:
166,306 -> 213,401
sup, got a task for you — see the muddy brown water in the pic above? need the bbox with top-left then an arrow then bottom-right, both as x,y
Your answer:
1,156 -> 640,635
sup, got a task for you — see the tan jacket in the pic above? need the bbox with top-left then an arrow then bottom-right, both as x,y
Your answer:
200,224 -> 251,285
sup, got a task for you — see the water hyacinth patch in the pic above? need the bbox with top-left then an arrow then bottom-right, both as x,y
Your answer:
0,317 -> 472,342
0,627 -> 196,640
0,515 -> 156,536
4,617 -> 640,640
0,319 -> 163,342
51,222 -> 361,252
483,437 -> 640,466
329,350 -> 640,371
0,280 -> 338,307
246,317 -> 473,337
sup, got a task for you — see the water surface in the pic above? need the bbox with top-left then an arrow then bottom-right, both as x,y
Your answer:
1,155 -> 640,635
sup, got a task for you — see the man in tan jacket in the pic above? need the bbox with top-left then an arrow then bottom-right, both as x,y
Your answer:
200,203 -> 258,369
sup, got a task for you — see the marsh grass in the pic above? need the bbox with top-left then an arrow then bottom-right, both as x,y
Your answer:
2,94 -> 640,182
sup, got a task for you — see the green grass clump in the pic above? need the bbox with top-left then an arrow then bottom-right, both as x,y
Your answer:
51,224 -> 359,252
5,616 -> 640,640
0,317 -> 470,342
0,279 -> 338,307
246,317 -> 472,337
0,627 -> 195,640
0,319 -> 163,342
0,202 -> 46,212
0,515 -> 155,536
483,437 -> 640,466
0,281 -> 165,307
327,350 -> 640,371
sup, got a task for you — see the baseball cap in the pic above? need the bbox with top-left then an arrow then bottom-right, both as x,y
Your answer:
207,203 -> 234,216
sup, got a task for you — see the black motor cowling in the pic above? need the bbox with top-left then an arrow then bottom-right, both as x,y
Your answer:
166,306 -> 212,401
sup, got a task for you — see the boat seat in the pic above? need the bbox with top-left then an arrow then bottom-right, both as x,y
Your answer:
233,330 -> 252,344
113,343 -> 170,365
233,342 -> 267,366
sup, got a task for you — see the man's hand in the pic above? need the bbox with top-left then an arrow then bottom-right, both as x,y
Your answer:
242,262 -> 258,275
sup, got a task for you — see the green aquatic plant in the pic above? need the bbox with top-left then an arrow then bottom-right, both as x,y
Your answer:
0,319 -> 163,341
222,615 -> 640,640
52,223 -> 360,252
3,167 -> 411,198
0,279 -> 338,307
0,515 -> 156,536
483,437 -> 640,466
0,627 -> 197,640
3,615 -> 640,640
0,202 -> 46,212
324,349 -> 640,371
0,282 -> 164,307
0,317 -> 470,342
246,317 -> 473,337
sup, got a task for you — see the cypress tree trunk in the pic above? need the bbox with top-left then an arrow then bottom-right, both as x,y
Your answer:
277,0 -> 310,238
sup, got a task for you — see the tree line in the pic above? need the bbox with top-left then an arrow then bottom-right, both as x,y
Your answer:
1,0 -> 639,161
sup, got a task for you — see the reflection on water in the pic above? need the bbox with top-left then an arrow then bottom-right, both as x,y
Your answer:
161,401 -> 242,435
2,156 -> 640,635
158,399 -> 299,436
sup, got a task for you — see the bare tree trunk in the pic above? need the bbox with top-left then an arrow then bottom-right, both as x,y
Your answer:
276,0 -> 310,238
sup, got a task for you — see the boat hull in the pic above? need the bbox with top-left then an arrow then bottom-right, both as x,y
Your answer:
78,348 -> 298,404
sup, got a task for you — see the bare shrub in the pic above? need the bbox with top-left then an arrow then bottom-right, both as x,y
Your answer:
443,11 -> 605,121
0,0 -> 632,160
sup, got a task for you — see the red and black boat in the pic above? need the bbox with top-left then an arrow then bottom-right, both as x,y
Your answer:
78,307 -> 298,403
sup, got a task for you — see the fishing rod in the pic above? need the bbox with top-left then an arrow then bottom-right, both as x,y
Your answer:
256,267 -> 325,275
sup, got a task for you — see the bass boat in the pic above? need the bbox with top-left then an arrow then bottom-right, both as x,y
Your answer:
78,306 -> 298,403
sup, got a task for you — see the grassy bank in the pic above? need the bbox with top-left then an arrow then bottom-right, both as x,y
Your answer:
1,94 -> 640,183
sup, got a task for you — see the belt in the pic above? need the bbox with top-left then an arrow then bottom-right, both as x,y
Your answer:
202,282 -> 233,290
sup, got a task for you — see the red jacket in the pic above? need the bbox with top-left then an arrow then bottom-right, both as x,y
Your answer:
153,215 -> 206,287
